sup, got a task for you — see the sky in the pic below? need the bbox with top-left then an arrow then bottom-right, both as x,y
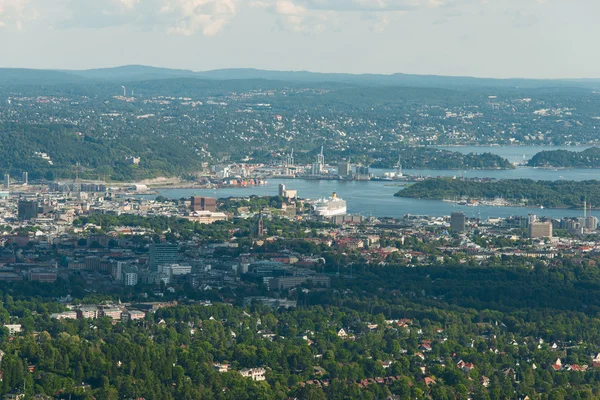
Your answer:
0,0 -> 595,79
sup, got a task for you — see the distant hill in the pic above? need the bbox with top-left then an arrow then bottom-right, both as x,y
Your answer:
0,65 -> 598,89
0,68 -> 86,85
69,65 -> 198,81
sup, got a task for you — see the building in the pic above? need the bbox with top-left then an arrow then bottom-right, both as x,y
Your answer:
21,172 -> 28,185
123,268 -> 139,286
191,196 -> 217,212
4,324 -> 21,335
51,311 -> 78,320
338,161 -> 351,177
77,306 -> 99,319
450,212 -> 466,233
28,269 -> 57,283
17,200 -> 38,221
3,174 -> 9,189
585,216 -> 598,231
186,211 -> 228,224
125,156 -> 141,165
158,264 -> 192,277
149,243 -> 179,270
269,275 -> 330,290
278,184 -> 297,199
99,307 -> 122,319
529,222 -> 553,238
239,368 -> 266,381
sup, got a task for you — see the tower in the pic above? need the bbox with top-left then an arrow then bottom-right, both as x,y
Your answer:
450,212 -> 466,233
22,172 -> 28,185
257,214 -> 264,238
3,174 -> 9,189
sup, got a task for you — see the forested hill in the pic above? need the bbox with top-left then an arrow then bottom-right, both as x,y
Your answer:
528,147 -> 600,168
0,122 -> 203,181
396,178 -> 600,209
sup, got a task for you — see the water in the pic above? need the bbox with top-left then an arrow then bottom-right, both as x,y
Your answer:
152,146 -> 599,220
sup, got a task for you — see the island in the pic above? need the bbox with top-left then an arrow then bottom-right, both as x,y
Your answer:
366,148 -> 514,170
528,147 -> 600,168
395,178 -> 600,209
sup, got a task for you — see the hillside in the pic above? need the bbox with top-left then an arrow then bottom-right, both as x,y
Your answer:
395,178 -> 598,209
528,147 -> 600,168
0,65 -> 599,88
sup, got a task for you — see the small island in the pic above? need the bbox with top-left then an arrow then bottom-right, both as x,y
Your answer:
395,178 -> 600,209
367,148 -> 514,170
528,147 -> 600,168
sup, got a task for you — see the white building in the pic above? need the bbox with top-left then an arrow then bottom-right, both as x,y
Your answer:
239,367 -> 266,381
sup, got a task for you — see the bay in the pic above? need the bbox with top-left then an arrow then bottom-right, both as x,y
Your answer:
153,146 -> 599,220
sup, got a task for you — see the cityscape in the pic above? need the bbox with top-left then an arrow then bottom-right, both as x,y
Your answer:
2,1 -> 600,399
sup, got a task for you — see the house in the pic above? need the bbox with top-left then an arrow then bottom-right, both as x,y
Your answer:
424,377 -> 436,386
593,353 -> 600,368
380,361 -> 393,369
551,358 -> 562,371
480,376 -> 490,387
4,325 -> 21,335
240,367 -> 266,381
213,363 -> 229,373
337,328 -> 347,338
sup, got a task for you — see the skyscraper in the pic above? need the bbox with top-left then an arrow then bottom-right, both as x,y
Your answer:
18,200 -> 38,221
450,212 -> 466,233
22,172 -> 28,185
149,243 -> 179,270
338,162 -> 351,177
3,174 -> 9,189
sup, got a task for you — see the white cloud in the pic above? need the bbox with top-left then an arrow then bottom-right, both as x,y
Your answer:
161,0 -> 238,36
0,0 -> 32,30
58,0 -> 237,36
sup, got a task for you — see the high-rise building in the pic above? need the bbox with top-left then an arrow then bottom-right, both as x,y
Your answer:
3,174 -> 9,189
191,196 -> 217,212
338,162 -> 351,177
585,216 -> 599,231
149,243 -> 179,270
21,172 -> 28,185
257,215 -> 264,238
527,214 -> 537,227
18,200 -> 38,220
529,222 -> 553,238
450,212 -> 466,233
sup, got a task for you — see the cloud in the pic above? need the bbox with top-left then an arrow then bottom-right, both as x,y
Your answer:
253,0 -> 332,33
0,0 -> 34,30
59,0 -> 238,36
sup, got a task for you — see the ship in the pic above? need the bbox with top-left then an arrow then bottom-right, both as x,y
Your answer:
312,192 -> 347,217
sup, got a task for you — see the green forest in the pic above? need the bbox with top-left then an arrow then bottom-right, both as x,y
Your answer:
528,148 -> 600,168
396,178 -> 600,208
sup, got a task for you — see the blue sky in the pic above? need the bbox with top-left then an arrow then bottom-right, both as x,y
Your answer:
0,0 -> 595,78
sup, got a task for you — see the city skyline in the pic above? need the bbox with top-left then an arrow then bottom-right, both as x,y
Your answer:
0,0 -> 596,79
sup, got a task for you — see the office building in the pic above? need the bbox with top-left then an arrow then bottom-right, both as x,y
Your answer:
278,184 -> 297,199
585,216 -> 598,231
338,162 -> 351,177
3,174 -> 9,189
529,222 -> 553,238
191,196 -> 217,212
18,200 -> 38,220
450,212 -> 466,233
21,172 -> 28,185
149,243 -> 179,270
123,269 -> 139,286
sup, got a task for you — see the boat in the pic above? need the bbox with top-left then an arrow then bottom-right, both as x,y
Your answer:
312,192 -> 347,217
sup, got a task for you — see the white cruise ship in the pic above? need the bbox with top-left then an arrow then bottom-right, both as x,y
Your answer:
312,192 -> 347,217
